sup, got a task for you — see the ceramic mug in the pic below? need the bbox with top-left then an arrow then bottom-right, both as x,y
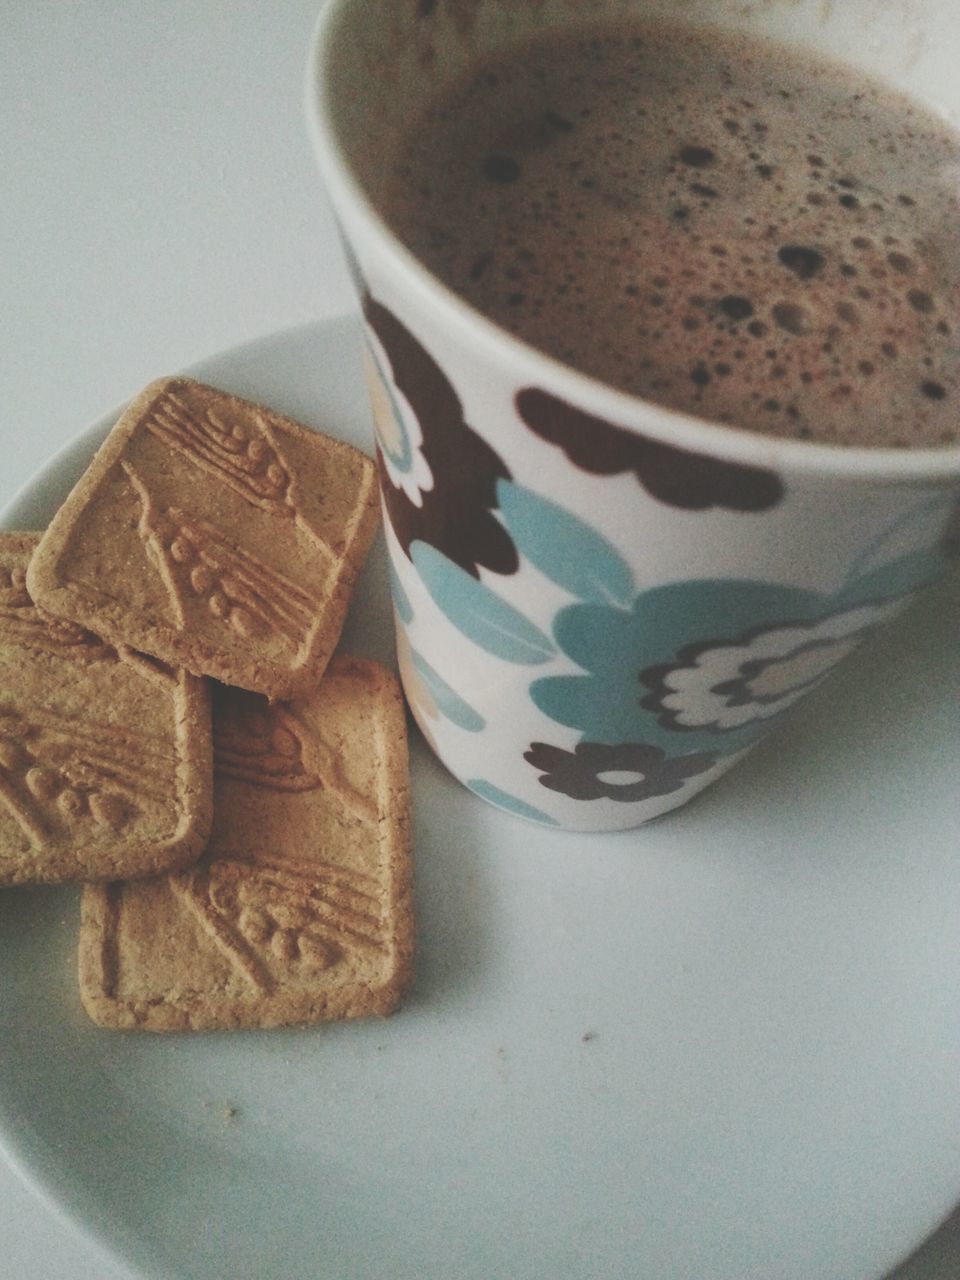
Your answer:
306,0 -> 960,832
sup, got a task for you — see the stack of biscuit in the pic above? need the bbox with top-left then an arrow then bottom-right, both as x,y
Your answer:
0,378 -> 412,1030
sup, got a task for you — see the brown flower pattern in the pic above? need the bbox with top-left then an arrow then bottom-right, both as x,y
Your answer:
362,294 -> 518,577
515,386 -> 784,512
524,740 -> 717,803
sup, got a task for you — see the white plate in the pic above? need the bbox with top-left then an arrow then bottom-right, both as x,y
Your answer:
2,316 -> 959,1280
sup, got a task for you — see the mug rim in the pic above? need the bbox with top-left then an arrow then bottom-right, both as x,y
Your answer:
304,0 -> 960,485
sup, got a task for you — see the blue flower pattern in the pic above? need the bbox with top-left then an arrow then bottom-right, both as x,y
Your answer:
358,285 -> 958,822
401,485 -> 953,811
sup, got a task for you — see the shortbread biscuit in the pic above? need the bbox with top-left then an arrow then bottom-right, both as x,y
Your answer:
79,657 -> 412,1030
0,532 -> 211,886
27,378 -> 379,700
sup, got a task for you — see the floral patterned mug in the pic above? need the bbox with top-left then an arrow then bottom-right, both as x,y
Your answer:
307,0 -> 960,831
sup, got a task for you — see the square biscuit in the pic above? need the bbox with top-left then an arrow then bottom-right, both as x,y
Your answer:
0,532 -> 212,886
27,378 -> 380,700
79,656 -> 413,1030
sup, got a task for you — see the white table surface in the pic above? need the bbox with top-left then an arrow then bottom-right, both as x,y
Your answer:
2,5 -> 959,1278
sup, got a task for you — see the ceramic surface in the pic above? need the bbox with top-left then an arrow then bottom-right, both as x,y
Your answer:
360,293 -> 958,828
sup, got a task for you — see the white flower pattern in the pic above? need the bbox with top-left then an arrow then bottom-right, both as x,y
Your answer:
648,600 -> 900,731
362,331 -> 434,507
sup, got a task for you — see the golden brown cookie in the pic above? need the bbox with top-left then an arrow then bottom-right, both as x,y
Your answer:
27,378 -> 379,700
79,656 -> 412,1030
0,532 -> 212,886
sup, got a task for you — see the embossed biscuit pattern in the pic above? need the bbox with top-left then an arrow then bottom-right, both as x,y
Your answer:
0,533 -> 212,885
79,657 -> 412,1030
26,378 -> 380,699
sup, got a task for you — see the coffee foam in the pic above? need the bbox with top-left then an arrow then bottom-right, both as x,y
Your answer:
385,22 -> 960,448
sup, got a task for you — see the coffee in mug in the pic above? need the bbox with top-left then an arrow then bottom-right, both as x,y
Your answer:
383,20 -> 960,448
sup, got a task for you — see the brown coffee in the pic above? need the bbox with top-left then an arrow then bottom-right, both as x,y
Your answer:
383,21 -> 960,447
